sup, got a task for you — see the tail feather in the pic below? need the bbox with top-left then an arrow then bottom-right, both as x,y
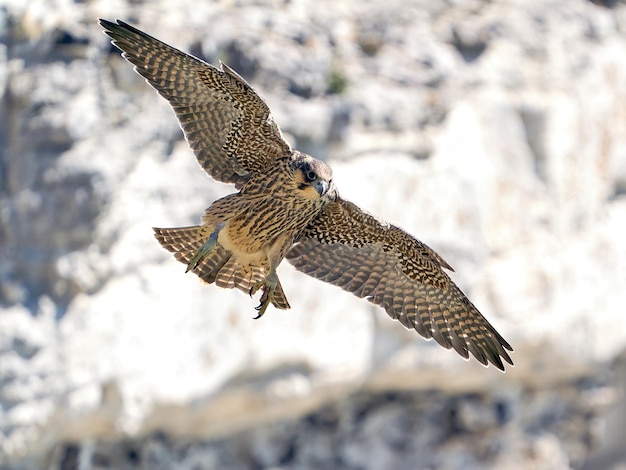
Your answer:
154,225 -> 232,285
153,226 -> 290,309
215,257 -> 290,309
153,225 -> 203,256
271,276 -> 290,309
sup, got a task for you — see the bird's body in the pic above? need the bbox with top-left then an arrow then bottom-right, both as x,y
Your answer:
101,19 -> 514,370
156,152 -> 335,313
213,153 -> 334,256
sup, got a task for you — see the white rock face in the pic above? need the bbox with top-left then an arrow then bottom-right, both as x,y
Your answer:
1,0 -> 626,468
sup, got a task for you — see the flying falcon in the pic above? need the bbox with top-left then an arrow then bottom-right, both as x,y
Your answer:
100,19 -> 513,370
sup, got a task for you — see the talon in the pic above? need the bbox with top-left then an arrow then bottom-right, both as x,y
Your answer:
186,223 -> 224,272
249,279 -> 262,297
253,300 -> 270,319
250,268 -> 278,320
252,304 -> 265,319
186,248 -> 208,272
251,284 -> 271,319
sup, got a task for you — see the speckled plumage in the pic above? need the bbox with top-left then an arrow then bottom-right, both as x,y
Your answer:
101,19 -> 513,370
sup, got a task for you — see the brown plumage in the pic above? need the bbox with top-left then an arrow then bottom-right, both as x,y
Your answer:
100,19 -> 513,370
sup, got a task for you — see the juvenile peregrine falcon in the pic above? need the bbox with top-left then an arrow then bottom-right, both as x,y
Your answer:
100,19 -> 513,370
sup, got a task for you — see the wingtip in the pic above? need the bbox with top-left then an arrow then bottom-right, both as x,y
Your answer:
489,350 -> 514,372
98,18 -> 125,30
99,18 -> 145,38
98,18 -> 115,34
99,18 -> 123,37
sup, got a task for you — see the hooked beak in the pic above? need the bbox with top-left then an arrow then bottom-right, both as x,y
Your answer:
313,179 -> 330,196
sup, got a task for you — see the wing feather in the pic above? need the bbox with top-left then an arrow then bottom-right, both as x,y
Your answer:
100,19 -> 291,186
287,198 -> 513,370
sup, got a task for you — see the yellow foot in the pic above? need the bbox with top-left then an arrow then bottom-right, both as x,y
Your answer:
186,223 -> 224,272
249,276 -> 277,320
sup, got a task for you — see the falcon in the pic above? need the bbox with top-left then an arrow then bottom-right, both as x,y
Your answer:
100,19 -> 513,370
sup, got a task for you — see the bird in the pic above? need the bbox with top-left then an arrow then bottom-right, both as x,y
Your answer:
100,19 -> 513,370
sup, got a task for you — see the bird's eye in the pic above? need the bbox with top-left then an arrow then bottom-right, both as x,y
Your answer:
306,170 -> 317,181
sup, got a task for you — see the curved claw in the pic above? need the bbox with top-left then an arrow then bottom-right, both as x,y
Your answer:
252,299 -> 269,319
252,307 -> 264,320
251,281 -> 273,319
249,276 -> 265,298
186,223 -> 225,272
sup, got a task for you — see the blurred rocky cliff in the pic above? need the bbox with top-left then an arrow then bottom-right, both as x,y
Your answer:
1,0 -> 626,469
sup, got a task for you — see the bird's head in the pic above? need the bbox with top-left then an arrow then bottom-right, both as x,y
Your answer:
292,153 -> 336,202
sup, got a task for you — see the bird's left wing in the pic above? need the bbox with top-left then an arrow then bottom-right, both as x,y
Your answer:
100,19 -> 291,186
287,198 -> 513,371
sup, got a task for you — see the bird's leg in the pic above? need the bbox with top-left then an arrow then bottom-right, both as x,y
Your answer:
186,222 -> 226,272
249,233 -> 291,319
250,265 -> 278,319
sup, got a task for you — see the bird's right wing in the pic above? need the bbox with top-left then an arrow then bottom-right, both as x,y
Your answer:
287,198 -> 513,371
100,19 -> 291,186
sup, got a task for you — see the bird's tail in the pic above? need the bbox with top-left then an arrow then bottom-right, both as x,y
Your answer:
153,226 -> 290,309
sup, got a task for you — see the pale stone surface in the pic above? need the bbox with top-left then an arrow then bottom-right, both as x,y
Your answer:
1,0 -> 626,468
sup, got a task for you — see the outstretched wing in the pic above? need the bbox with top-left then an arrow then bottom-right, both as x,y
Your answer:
100,19 -> 291,186
287,198 -> 513,371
